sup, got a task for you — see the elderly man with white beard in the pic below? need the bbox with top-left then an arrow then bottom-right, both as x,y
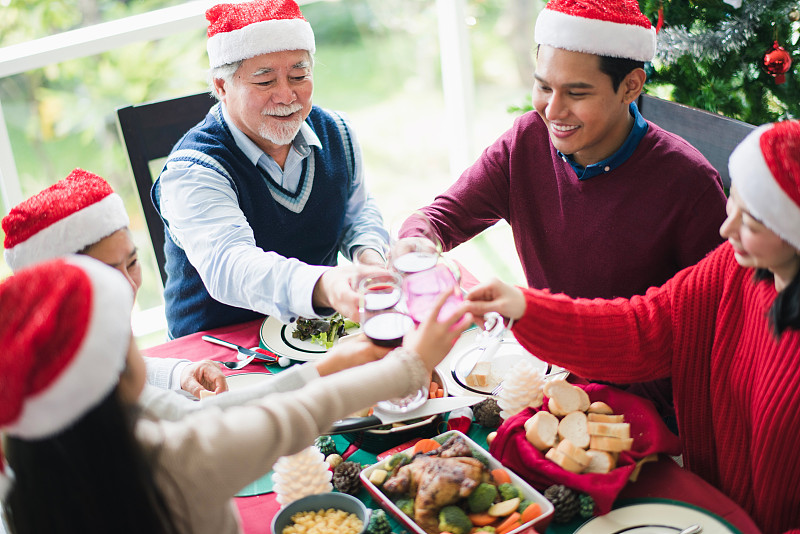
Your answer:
154,0 -> 389,338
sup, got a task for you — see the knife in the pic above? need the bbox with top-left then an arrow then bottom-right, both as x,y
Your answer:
326,396 -> 484,434
201,335 -> 279,363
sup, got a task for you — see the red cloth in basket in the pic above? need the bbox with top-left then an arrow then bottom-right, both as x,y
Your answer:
489,383 -> 681,514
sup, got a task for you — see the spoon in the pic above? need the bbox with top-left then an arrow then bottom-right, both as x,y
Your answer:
219,353 -> 256,370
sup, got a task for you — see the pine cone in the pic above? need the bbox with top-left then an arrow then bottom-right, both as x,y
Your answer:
366,509 -> 392,534
473,398 -> 503,428
578,492 -> 595,519
332,461 -> 362,495
314,435 -> 337,457
544,484 -> 580,523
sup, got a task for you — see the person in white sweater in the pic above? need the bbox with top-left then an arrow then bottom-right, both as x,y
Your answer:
0,255 -> 471,534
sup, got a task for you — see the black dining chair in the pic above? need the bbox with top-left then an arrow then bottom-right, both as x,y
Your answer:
637,93 -> 755,190
116,92 -> 218,286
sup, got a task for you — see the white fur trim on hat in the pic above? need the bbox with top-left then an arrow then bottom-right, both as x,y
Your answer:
729,124 -> 800,251
207,18 -> 315,68
535,9 -> 656,62
3,193 -> 129,272
4,256 -> 133,440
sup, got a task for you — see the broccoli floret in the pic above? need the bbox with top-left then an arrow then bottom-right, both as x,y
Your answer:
469,447 -> 491,468
475,527 -> 497,533
498,482 -> 522,501
467,483 -> 498,513
385,452 -> 411,471
438,505 -> 473,534
395,498 -> 415,518
518,499 -> 534,513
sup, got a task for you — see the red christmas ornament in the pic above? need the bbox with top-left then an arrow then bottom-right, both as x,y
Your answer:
763,40 -> 792,84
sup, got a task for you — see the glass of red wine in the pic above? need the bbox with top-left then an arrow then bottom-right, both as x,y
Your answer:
358,272 -> 428,413
358,272 -> 413,348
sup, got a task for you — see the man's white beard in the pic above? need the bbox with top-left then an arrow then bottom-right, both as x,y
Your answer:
259,104 -> 303,146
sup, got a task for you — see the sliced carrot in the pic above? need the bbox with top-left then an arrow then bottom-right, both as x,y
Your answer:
412,438 -> 441,455
496,512 -> 522,534
436,389 -> 445,398
520,502 -> 542,524
497,521 -> 522,534
491,467 -> 512,485
467,513 -> 497,527
429,381 -> 439,398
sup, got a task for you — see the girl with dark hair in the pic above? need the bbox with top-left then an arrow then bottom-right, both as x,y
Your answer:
0,256 -> 471,534
465,120 -> 800,534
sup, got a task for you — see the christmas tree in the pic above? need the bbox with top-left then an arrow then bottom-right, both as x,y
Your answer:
638,0 -> 799,124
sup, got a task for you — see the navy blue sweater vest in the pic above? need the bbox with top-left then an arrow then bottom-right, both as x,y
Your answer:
153,104 -> 354,338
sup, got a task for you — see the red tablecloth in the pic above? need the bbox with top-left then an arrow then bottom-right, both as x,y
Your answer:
142,319 -> 760,534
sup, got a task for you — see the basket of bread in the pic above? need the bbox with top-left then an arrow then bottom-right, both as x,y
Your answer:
489,380 -> 681,515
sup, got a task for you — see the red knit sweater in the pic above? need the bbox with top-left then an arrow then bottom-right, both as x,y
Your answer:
513,243 -> 800,534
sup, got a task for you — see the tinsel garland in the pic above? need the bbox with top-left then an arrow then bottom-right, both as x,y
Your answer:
655,0 -> 776,64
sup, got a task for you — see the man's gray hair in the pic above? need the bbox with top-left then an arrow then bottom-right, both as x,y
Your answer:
207,52 -> 315,101
208,60 -> 243,100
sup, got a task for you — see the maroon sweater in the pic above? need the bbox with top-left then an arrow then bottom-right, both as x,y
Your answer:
512,243 -> 800,534
414,111 -> 727,300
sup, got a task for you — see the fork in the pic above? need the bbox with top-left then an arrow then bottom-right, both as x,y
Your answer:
219,353 -> 256,370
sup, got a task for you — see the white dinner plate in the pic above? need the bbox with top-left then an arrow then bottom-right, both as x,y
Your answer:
259,316 -> 362,362
574,501 -> 738,534
225,372 -> 274,390
438,327 -> 566,397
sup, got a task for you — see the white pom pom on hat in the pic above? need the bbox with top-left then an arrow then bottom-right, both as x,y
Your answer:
535,0 -> 656,62
206,0 -> 316,69
728,120 -> 800,250
2,168 -> 129,272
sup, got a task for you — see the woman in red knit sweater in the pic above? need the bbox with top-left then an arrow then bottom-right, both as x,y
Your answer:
466,120 -> 800,534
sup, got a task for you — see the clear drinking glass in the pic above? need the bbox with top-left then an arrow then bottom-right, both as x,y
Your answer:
358,272 -> 429,413
389,211 -> 441,275
403,259 -> 463,324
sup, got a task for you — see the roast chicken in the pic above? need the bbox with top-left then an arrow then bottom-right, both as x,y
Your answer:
383,436 -> 488,534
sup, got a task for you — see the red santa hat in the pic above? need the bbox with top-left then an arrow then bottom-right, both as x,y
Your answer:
728,120 -> 800,250
0,256 -> 133,499
2,168 -> 130,272
535,0 -> 656,62
206,0 -> 316,69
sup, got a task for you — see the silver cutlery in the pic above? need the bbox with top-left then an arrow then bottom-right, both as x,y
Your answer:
202,335 -> 279,363
219,353 -> 256,370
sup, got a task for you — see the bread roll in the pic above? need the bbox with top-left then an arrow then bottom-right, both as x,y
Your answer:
525,411 -> 559,451
588,413 -> 625,423
558,411 -> 590,448
587,401 -> 614,415
545,447 -> 586,474
544,379 -> 584,413
556,438 -> 590,467
584,450 -> 617,474
587,421 -> 631,439
547,397 -> 570,416
575,387 -> 591,412
589,435 -> 634,452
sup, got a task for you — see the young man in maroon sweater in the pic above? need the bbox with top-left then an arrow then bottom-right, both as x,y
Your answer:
403,0 -> 728,427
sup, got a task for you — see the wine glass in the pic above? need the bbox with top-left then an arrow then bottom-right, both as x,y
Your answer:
403,257 -> 463,324
357,272 -> 429,413
389,211 -> 441,275
358,272 -> 413,348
